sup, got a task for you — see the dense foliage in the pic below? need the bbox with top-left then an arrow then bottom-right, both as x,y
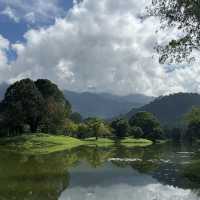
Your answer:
110,112 -> 163,141
185,106 -> 200,140
150,0 -> 200,63
0,79 -> 71,136
129,112 -> 163,140
65,117 -> 112,139
0,79 -> 44,135
111,118 -> 129,138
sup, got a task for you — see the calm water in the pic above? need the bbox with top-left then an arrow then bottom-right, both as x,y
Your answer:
1,142 -> 200,200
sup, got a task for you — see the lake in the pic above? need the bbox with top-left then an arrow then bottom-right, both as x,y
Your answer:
0,142 -> 200,200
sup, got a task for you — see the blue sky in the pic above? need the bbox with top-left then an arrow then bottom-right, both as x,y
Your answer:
0,0 -> 73,42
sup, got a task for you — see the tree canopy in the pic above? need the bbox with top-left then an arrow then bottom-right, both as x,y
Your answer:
185,106 -> 200,140
111,118 -> 129,139
129,112 -> 163,139
1,79 -> 44,134
0,79 -> 71,136
35,79 -> 71,134
150,0 -> 200,63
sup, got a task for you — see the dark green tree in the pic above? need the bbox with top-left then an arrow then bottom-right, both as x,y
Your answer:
0,79 -> 72,136
111,118 -> 129,139
2,79 -> 44,134
185,106 -> 200,140
70,112 -> 83,123
129,126 -> 144,138
150,0 -> 200,63
129,112 -> 162,140
35,79 -> 71,134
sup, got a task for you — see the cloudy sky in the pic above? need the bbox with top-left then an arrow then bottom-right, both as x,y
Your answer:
0,0 -> 200,96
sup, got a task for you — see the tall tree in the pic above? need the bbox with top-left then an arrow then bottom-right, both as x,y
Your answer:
70,112 -> 83,123
150,0 -> 200,63
2,79 -> 44,134
129,112 -> 162,139
185,106 -> 200,140
85,118 -> 106,140
35,79 -> 71,134
111,118 -> 129,139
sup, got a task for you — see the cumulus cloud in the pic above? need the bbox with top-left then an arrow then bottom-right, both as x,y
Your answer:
1,0 -> 200,96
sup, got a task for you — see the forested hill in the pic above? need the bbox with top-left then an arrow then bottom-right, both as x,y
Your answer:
64,90 -> 154,118
126,93 -> 200,127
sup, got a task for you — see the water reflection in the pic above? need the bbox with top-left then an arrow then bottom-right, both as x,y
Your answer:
59,163 -> 199,200
0,142 -> 200,199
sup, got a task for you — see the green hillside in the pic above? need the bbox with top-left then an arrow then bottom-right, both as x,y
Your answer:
126,93 -> 200,127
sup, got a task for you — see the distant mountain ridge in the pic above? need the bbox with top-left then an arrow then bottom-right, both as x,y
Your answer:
126,93 -> 200,127
64,90 -> 154,118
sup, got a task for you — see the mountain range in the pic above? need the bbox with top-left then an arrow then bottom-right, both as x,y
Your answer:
63,90 -> 154,118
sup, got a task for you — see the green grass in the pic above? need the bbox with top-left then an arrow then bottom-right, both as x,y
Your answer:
0,134 -> 153,155
120,137 -> 153,147
0,134 -> 84,155
83,137 -> 115,147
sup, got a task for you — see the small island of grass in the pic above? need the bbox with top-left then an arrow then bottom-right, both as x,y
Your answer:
120,137 -> 153,147
0,134 -> 153,155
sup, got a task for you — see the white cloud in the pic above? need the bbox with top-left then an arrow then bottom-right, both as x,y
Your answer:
0,35 -> 11,82
1,0 -> 200,96
1,6 -> 20,22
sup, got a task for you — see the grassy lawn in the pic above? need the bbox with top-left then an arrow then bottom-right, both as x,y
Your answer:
120,137 -> 153,147
0,134 -> 84,155
83,137 -> 115,147
0,134 -> 153,155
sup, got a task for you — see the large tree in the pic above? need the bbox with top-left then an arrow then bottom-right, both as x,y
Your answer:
0,79 -> 71,135
35,79 -> 71,134
150,0 -> 200,63
2,79 -> 44,134
185,106 -> 200,140
129,112 -> 163,139
111,118 -> 129,139
85,117 -> 109,140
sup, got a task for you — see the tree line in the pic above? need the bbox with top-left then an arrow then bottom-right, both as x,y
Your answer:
0,79 -> 163,141
0,78 -> 199,142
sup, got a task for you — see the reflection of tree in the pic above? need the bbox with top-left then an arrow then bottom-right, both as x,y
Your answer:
0,150 -> 78,200
2,142 -> 200,199
74,146 -> 114,168
110,145 -> 161,172
182,146 -> 200,189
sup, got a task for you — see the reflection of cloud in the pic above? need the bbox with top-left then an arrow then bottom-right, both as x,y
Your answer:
59,163 -> 199,200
